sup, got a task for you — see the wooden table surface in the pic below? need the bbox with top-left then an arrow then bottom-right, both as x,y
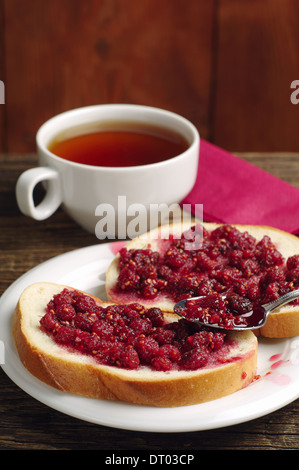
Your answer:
0,152 -> 298,451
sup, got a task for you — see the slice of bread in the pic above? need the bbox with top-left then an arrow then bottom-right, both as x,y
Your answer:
12,282 -> 257,407
106,222 -> 299,338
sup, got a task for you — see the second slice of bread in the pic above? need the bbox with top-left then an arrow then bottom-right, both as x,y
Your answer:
106,222 -> 299,338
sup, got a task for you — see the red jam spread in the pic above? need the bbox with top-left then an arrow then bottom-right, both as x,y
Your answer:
179,293 -> 254,329
40,288 -> 231,371
181,293 -> 269,329
114,224 -> 299,326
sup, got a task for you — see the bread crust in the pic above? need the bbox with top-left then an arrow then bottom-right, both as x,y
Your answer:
12,282 -> 257,407
106,222 -> 299,338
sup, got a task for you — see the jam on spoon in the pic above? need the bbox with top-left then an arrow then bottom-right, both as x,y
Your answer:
173,288 -> 299,331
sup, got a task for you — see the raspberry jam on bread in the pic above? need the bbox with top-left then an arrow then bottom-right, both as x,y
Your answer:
13,282 -> 258,406
108,224 -> 299,334
40,288 -> 233,372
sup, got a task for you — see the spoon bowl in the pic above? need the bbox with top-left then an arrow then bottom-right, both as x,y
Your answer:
173,288 -> 299,331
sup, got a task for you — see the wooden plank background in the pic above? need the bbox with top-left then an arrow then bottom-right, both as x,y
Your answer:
1,0 -> 299,153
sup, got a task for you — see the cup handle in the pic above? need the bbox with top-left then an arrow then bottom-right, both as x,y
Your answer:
16,167 -> 62,220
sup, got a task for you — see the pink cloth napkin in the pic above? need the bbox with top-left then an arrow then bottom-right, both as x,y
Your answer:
181,139 -> 299,235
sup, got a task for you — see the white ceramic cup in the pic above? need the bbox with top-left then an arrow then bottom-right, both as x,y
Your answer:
15,104 -> 200,237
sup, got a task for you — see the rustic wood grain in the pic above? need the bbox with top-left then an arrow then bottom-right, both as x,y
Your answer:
2,0 -> 215,152
0,152 -> 298,450
213,0 -> 299,152
0,0 -> 5,151
1,0 -> 299,153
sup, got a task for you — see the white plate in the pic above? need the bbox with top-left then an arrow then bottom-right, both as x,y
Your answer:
0,241 -> 299,433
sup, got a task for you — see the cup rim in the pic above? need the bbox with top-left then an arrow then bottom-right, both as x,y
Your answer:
36,104 -> 200,172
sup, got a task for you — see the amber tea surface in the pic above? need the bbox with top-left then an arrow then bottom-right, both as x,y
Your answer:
48,122 -> 189,167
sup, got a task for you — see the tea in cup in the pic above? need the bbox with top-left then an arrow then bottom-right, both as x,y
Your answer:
15,104 -> 200,238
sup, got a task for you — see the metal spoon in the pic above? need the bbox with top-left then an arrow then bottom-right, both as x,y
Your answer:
173,287 -> 299,331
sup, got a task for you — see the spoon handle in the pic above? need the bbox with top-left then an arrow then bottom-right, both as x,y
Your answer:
262,287 -> 299,313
